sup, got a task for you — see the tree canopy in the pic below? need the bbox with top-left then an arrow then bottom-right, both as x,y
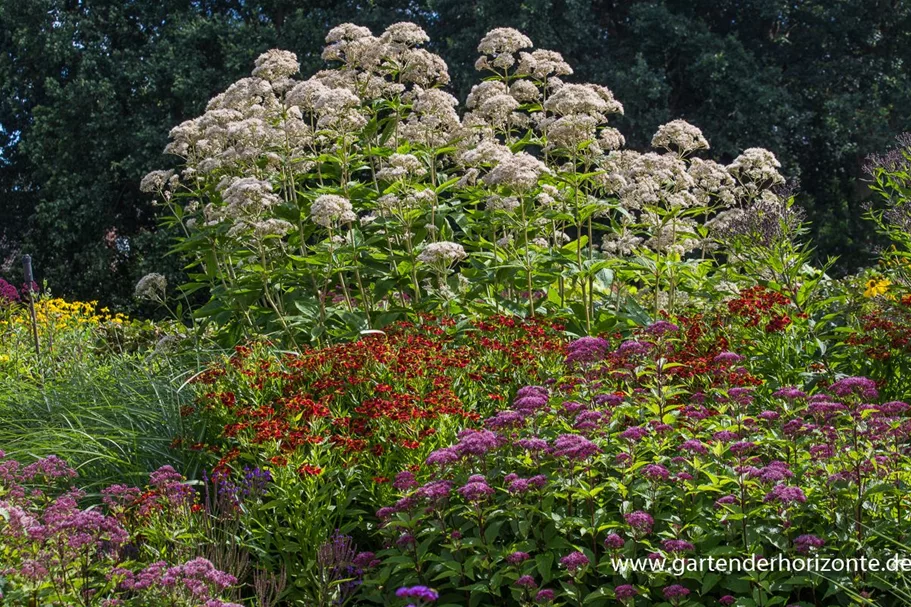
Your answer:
2,0 -> 909,306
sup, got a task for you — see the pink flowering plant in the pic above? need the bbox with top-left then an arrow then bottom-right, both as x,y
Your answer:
0,451 -> 252,606
360,321 -> 911,606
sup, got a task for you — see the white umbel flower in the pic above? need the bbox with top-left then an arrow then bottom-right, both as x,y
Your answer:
651,120 -> 709,154
728,148 -> 785,186
251,50 -> 300,81
253,219 -> 294,239
477,28 -> 533,56
140,169 -> 176,193
310,194 -> 356,227
482,152 -> 549,192
135,273 -> 167,302
418,241 -> 467,266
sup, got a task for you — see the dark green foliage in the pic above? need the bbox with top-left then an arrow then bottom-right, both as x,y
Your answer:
1,0 -> 909,306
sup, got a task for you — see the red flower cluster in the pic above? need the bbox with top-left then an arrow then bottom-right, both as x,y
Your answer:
846,309 -> 911,360
726,286 -> 801,333
182,316 -> 565,474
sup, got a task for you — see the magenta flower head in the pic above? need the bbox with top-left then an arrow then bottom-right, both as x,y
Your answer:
763,484 -> 807,505
515,575 -> 538,589
0,278 -> 20,304
663,584 -> 691,603
560,551 -> 590,574
396,586 -> 439,603
516,385 -> 549,400
729,441 -> 756,455
455,429 -> 502,457
416,480 -> 453,503
680,439 -> 708,455
617,340 -> 651,357
772,387 -> 806,401
713,351 -> 744,365
458,479 -> 494,503
425,447 -> 460,466
714,495 -> 738,508
719,596 -> 736,606
552,434 -> 601,461
353,552 -> 377,568
793,534 -> 825,555
642,464 -> 670,481
18,455 -> 78,483
486,410 -> 527,429
619,426 -> 649,442
828,376 -> 878,400
604,533 -> 625,550
645,320 -> 679,336
712,430 -> 739,443
535,589 -> 555,603
565,336 -> 610,365
624,510 -> 654,535
615,584 -> 638,600
507,551 -> 531,565
516,437 -> 549,452
662,539 -> 695,553
393,471 -> 418,491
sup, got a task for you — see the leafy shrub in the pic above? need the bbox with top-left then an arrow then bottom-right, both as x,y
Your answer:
142,23 -> 794,344
0,453 -> 255,606
364,322 -> 911,606
180,316 -> 566,597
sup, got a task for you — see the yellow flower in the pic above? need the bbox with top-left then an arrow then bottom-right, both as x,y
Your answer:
864,278 -> 891,298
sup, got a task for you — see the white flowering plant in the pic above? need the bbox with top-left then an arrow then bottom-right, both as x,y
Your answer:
144,22 -> 798,344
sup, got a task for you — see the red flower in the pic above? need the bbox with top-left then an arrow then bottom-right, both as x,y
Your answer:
298,464 -> 323,476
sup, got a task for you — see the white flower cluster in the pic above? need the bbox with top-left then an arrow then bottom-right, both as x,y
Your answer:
139,169 -> 176,193
651,120 -> 710,154
322,21 -> 450,91
135,273 -> 167,302
376,153 -> 426,181
253,218 -> 294,239
475,28 -> 533,70
251,49 -> 300,82
486,195 -> 520,213
516,50 -> 573,80
218,177 -> 281,220
729,148 -> 786,187
310,194 -> 356,228
417,241 -> 467,266
144,20 -> 796,310
400,87 -> 461,147
482,152 -> 550,192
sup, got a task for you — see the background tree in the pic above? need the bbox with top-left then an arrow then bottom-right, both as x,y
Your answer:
2,0 -> 909,307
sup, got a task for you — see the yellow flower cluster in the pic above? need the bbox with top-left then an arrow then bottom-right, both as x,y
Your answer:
1,298 -> 128,329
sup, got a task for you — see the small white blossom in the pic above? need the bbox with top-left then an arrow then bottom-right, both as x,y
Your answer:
651,120 -> 709,154
135,273 -> 167,302
311,194 -> 356,227
251,49 -> 300,81
418,241 -> 467,266
477,28 -> 533,56
140,170 -> 175,193
728,148 -> 785,186
253,219 -> 294,239
482,152 -> 549,192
